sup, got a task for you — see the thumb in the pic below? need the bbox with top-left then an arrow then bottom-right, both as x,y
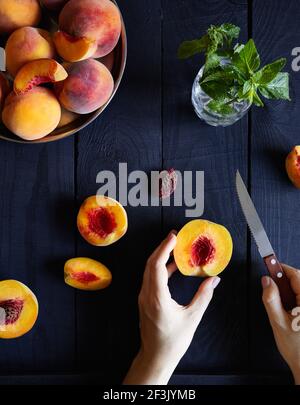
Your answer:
187,276 -> 221,320
262,276 -> 287,327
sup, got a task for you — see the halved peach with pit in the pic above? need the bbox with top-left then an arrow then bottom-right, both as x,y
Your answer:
64,257 -> 112,291
174,219 -> 233,277
0,280 -> 38,339
286,146 -> 300,188
53,31 -> 97,62
77,195 -> 127,246
14,59 -> 68,95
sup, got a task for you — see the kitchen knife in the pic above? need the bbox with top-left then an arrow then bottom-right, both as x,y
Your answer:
236,170 -> 296,310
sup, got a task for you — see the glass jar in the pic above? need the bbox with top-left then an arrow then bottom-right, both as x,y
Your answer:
191,65 -> 251,127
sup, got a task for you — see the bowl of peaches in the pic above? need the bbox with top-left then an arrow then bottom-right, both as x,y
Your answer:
0,0 -> 127,143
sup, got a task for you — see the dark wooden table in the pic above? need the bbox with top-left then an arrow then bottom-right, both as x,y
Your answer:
0,0 -> 299,385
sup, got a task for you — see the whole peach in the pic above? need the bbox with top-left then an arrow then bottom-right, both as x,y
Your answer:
56,59 -> 114,114
0,0 -> 41,35
5,27 -> 56,77
59,0 -> 121,57
2,88 -> 61,140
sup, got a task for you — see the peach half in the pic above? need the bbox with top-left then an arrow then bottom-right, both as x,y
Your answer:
59,0 -> 121,58
0,0 -> 41,35
77,195 -> 128,246
53,31 -> 97,62
286,146 -> 300,188
174,219 -> 233,277
64,257 -> 112,291
0,280 -> 38,339
14,59 -> 68,95
2,88 -> 61,140
5,27 -> 56,77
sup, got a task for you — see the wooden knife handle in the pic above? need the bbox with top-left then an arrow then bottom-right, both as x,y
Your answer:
263,254 -> 296,311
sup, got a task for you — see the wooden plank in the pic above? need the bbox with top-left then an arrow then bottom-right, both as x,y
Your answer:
250,0 -> 300,372
0,139 -> 76,372
162,0 -> 249,372
75,0 -> 162,382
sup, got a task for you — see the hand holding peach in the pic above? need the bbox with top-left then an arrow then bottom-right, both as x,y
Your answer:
123,232 -> 221,385
174,219 -> 233,277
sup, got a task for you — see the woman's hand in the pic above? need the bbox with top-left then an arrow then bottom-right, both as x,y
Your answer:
123,231 -> 221,385
262,264 -> 300,384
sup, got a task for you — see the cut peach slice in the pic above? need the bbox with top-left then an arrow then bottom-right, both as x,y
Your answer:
286,146 -> 300,188
0,280 -> 38,339
174,219 -> 233,277
14,59 -> 68,95
64,257 -> 112,291
53,31 -> 97,62
77,195 -> 128,246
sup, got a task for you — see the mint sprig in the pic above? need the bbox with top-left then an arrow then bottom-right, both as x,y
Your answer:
178,24 -> 290,115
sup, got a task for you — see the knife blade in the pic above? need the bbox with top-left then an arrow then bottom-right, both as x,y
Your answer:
236,170 -> 296,310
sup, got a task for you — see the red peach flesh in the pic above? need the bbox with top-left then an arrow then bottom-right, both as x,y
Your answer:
190,236 -> 216,267
88,208 -> 117,238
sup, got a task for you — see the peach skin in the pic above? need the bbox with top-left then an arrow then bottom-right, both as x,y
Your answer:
5,27 -> 56,77
0,280 -> 38,339
0,0 -> 41,35
55,59 -> 114,114
2,88 -> 61,141
174,219 -> 233,277
58,0 -> 121,58
286,146 -> 300,188
77,195 -> 128,246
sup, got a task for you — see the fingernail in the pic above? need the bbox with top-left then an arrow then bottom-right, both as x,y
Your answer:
212,277 -> 221,289
168,230 -> 176,239
170,229 -> 177,235
261,276 -> 270,289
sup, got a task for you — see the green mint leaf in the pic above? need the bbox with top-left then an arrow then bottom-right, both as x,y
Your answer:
204,53 -> 223,74
253,58 -> 286,85
200,67 -> 234,99
232,39 -> 260,76
242,80 -> 252,95
200,78 -> 232,100
177,36 -> 208,59
208,99 -> 235,115
252,90 -> 264,107
258,72 -> 290,100
201,69 -> 233,84
219,23 -> 240,41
